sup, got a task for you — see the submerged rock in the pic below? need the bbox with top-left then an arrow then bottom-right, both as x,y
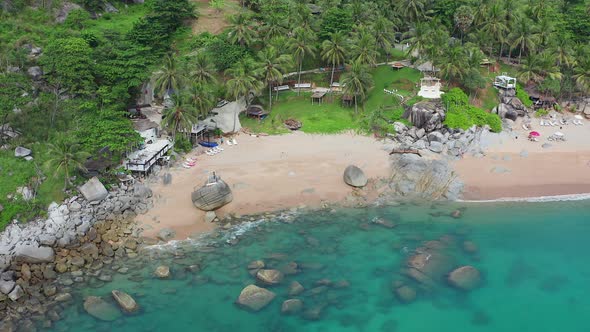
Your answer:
83,296 -> 122,321
288,281 -> 305,296
343,165 -> 368,188
111,290 -> 139,313
256,269 -> 284,285
448,265 -> 482,291
281,299 -> 303,314
236,285 -> 275,311
154,266 -> 170,279
394,285 -> 417,303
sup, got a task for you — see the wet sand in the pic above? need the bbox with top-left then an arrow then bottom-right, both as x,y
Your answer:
136,132 -> 391,240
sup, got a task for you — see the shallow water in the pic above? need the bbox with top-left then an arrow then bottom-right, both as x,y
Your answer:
51,200 -> 590,332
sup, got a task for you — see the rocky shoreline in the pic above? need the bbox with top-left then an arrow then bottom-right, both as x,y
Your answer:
0,179 -> 156,331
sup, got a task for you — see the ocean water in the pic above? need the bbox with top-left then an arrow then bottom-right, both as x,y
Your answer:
50,200 -> 590,332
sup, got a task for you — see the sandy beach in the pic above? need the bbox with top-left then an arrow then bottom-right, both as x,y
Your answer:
137,132 -> 391,240
454,117 -> 590,200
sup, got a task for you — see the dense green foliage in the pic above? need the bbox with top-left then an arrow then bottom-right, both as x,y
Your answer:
516,84 -> 534,107
443,88 -> 502,132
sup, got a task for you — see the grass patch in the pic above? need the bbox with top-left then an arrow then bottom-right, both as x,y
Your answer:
84,4 -> 148,36
241,65 -> 422,135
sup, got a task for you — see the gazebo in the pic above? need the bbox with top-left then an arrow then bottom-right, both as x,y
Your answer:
311,91 -> 327,105
418,77 -> 444,99
391,62 -> 405,70
494,73 -> 516,89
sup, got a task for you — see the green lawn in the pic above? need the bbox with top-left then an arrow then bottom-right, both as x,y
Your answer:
241,65 -> 422,135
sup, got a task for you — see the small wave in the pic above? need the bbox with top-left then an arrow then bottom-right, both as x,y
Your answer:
458,193 -> 590,203
144,210 -> 300,250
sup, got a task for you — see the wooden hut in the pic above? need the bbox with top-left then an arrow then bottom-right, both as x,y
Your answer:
311,91 -> 327,105
342,94 -> 353,107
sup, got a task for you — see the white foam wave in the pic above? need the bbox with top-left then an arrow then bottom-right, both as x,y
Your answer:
458,193 -> 590,203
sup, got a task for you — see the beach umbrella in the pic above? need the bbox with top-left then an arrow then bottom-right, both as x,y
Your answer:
529,131 -> 540,137
554,131 -> 564,137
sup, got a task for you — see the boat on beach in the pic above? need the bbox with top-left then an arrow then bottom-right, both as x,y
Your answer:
191,172 -> 233,211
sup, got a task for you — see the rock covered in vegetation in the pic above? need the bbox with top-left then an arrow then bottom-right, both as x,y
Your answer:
236,285 -> 276,311
448,265 -> 482,290
343,165 -> 368,188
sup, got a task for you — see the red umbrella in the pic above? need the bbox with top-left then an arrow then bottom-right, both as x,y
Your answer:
529,131 -> 540,137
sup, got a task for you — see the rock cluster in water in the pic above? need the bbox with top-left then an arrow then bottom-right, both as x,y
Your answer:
0,179 -> 155,330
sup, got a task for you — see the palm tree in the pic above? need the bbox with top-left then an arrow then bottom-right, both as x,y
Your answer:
396,0 -> 426,23
371,15 -> 397,61
351,29 -> 378,66
44,139 -> 90,191
454,5 -> 474,42
438,45 -> 468,82
517,54 -> 544,84
152,55 -> 184,98
509,16 -> 539,64
405,22 -> 432,59
573,57 -> 590,94
227,11 -> 257,47
287,27 -> 317,96
553,38 -> 574,68
161,96 -> 199,140
321,32 -> 348,88
480,3 -> 508,59
225,60 -> 262,105
255,47 -> 291,111
341,60 -> 374,113
260,15 -> 286,41
186,83 -> 216,119
189,52 -> 217,86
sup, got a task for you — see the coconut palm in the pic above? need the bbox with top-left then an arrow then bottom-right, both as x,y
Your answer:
255,47 -> 292,111
480,3 -> 508,58
161,96 -> 199,140
371,15 -> 397,61
152,55 -> 184,98
573,57 -> 590,94
351,29 -> 378,66
509,16 -> 539,64
552,38 -> 574,68
438,45 -> 468,82
321,32 -> 348,88
44,138 -> 90,191
186,83 -> 216,119
341,60 -> 374,113
405,22 -> 433,59
189,52 -> 217,86
260,15 -> 287,41
227,11 -> 257,47
517,54 -> 544,84
396,0 -> 426,23
287,27 -> 317,96
225,59 -> 263,106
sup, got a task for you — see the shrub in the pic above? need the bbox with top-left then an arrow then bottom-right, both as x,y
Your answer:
516,84 -> 533,108
174,135 -> 192,152
442,88 -> 502,133
535,109 -> 549,117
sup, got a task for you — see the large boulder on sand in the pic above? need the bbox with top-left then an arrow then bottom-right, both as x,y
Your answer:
83,296 -> 122,321
111,290 -> 139,313
256,269 -> 284,285
191,179 -> 233,211
448,265 -> 482,291
236,285 -> 276,311
78,177 -> 108,202
404,101 -> 446,132
343,165 -> 368,188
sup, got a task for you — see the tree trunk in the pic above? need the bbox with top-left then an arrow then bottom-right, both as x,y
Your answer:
268,84 -> 272,111
297,58 -> 303,96
519,44 -> 523,64
330,65 -> 335,89
354,95 -> 358,114
499,43 -> 504,60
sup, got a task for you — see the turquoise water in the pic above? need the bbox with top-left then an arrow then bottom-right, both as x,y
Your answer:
51,200 -> 590,332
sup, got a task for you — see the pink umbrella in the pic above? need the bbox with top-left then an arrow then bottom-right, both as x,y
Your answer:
529,131 -> 541,137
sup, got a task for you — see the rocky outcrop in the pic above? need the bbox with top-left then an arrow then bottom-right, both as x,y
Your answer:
236,285 -> 276,311
448,265 -> 482,290
78,177 -> 108,202
55,2 -> 83,23
27,66 -> 43,81
492,90 -> 529,120
391,125 -> 483,158
343,165 -> 368,188
403,101 -> 446,132
14,245 -> 55,264
111,290 -> 139,313
83,296 -> 122,321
